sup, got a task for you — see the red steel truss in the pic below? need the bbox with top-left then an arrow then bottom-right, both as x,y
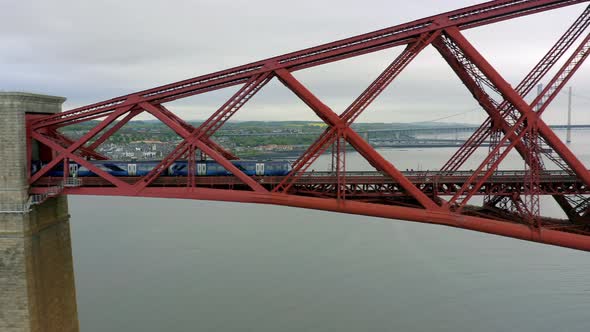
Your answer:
26,0 -> 590,251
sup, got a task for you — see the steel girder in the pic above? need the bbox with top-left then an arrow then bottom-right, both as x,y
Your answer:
26,0 -> 590,252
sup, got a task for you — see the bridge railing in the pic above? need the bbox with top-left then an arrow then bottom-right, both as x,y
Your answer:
0,203 -> 32,214
303,169 -> 575,177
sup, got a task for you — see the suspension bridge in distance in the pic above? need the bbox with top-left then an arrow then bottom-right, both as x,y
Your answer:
213,124 -> 590,148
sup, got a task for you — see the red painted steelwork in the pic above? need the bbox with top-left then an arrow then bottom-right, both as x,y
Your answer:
25,0 -> 590,252
275,69 -> 440,210
440,5 -> 590,175
273,31 -> 440,194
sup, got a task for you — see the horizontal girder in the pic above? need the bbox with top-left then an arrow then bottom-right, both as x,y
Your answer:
32,170 -> 588,198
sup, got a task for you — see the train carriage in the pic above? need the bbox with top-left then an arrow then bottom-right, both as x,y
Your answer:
34,160 -> 292,177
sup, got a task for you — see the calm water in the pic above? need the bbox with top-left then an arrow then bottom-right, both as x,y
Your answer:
70,130 -> 590,332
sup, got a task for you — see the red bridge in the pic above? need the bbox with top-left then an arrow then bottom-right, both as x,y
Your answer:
26,0 -> 590,251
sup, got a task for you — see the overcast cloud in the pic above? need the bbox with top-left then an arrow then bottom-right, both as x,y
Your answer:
1,0 -> 588,124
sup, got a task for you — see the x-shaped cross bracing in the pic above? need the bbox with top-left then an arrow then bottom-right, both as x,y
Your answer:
26,1 -> 590,239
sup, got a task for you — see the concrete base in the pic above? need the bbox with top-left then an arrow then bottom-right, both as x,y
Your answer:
0,92 -> 79,331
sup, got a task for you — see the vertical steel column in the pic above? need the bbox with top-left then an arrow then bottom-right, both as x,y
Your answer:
523,122 -> 542,226
567,86 -> 573,143
336,130 -> 346,201
187,145 -> 196,188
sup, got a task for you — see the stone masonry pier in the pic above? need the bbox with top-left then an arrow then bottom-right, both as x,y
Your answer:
0,93 -> 79,332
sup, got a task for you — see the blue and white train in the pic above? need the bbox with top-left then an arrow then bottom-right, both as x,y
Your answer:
32,160 -> 292,177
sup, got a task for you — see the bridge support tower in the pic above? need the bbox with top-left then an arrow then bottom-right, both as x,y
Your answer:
0,93 -> 79,332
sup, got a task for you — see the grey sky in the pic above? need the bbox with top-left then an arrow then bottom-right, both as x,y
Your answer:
1,0 -> 588,124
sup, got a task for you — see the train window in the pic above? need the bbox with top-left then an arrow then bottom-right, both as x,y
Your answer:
69,164 -> 79,177
128,164 -> 137,176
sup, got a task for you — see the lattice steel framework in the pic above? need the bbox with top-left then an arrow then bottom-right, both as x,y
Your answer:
27,0 -> 590,251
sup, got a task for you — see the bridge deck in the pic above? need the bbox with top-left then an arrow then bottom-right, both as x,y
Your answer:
32,170 -> 587,197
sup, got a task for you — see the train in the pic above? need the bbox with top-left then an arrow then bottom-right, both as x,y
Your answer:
32,160 -> 292,177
